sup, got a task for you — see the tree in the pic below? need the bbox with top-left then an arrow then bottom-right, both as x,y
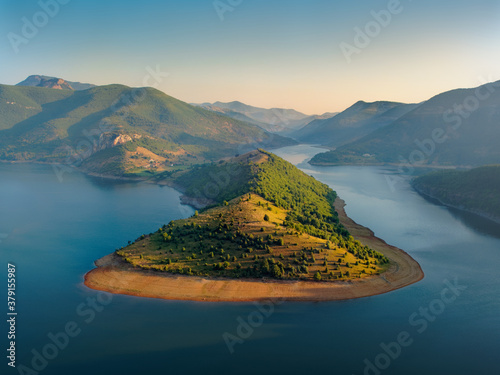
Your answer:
271,264 -> 283,278
314,271 -> 322,281
194,210 -> 199,217
264,214 -> 270,221
262,258 -> 270,274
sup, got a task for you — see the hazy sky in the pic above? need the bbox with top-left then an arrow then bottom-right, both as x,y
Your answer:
1,0 -> 499,114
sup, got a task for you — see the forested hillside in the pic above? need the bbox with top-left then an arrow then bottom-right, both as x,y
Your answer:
0,84 -> 294,176
118,150 -> 389,281
412,166 -> 500,222
311,81 -> 500,167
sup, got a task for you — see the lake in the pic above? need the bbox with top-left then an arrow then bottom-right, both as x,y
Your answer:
1,145 -> 499,375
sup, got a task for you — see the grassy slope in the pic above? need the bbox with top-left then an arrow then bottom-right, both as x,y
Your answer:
0,84 -> 72,130
117,150 -> 389,281
310,81 -> 500,166
412,165 -> 500,221
175,150 -> 345,239
120,193 -> 388,281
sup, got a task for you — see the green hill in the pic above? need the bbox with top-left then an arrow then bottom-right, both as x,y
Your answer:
0,84 -> 294,175
0,84 -> 72,130
293,101 -> 417,147
118,150 -> 389,281
412,166 -> 500,223
310,81 -> 500,167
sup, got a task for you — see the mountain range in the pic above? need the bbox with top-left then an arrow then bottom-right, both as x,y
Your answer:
4,74 -> 500,174
292,100 -> 419,147
193,101 -> 336,134
310,81 -> 500,167
0,81 -> 295,177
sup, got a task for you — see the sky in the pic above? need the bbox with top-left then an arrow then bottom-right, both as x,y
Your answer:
1,0 -> 499,114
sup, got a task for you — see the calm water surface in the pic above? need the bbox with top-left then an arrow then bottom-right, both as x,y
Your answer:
1,146 -> 499,375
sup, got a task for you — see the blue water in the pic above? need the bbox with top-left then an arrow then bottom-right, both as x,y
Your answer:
1,146 -> 499,375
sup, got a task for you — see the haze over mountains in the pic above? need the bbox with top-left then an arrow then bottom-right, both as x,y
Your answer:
310,80 -> 500,167
292,101 -> 419,147
193,101 -> 337,134
3,75 -> 500,175
0,80 -> 294,176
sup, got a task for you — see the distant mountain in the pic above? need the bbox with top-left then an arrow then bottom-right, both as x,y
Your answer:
310,81 -> 500,167
17,75 -> 96,91
193,101 -> 337,133
292,101 -> 418,147
412,166 -> 500,223
0,84 -> 295,176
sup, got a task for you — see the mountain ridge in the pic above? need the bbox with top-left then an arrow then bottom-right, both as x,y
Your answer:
310,80 -> 500,167
17,75 -> 96,91
193,101 -> 337,134
292,100 -> 419,147
0,83 -> 295,176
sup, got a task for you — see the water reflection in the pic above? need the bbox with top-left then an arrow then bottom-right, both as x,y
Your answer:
419,194 -> 500,239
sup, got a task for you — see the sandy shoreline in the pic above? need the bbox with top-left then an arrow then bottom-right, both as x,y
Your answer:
84,198 -> 424,302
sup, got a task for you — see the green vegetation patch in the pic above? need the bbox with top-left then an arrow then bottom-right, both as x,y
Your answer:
176,150 -> 346,240
117,150 -> 390,281
117,195 -> 389,281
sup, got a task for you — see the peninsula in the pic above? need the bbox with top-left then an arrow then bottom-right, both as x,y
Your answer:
85,150 -> 423,302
